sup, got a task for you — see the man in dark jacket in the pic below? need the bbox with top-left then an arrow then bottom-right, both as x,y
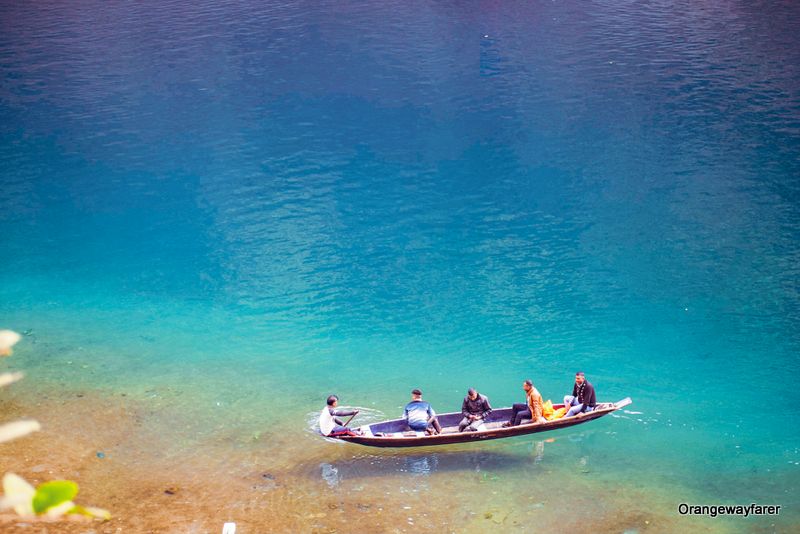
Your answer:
563,372 -> 596,417
458,388 -> 492,431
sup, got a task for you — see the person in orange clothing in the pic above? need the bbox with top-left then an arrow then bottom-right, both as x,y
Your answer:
503,379 -> 547,427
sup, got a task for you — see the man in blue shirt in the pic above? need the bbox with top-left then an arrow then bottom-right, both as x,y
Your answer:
403,388 -> 442,435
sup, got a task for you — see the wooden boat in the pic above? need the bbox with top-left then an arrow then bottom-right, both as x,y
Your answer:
333,397 -> 632,448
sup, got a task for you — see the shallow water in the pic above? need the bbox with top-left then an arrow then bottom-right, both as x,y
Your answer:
1,0 -> 799,532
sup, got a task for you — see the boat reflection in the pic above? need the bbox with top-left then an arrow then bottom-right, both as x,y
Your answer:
317,438 -> 552,487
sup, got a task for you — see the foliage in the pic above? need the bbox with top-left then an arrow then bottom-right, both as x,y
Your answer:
0,330 -> 37,444
1,473 -> 110,519
0,330 -> 21,357
32,480 -> 78,514
0,330 -> 110,521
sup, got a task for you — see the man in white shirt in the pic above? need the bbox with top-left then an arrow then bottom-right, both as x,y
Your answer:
319,395 -> 360,436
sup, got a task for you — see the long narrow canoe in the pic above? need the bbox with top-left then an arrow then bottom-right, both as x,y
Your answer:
333,397 -> 632,448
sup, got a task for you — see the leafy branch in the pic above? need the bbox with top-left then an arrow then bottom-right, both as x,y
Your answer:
0,329 -> 110,521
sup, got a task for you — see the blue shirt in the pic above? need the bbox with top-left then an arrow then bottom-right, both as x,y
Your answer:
404,400 -> 435,427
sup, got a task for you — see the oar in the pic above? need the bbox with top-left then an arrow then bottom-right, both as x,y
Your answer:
342,411 -> 359,427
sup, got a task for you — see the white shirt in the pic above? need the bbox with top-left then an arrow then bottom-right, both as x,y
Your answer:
319,407 -> 335,436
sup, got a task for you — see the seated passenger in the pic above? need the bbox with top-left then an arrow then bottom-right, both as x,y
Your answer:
403,388 -> 442,435
503,379 -> 546,427
319,394 -> 360,436
458,387 -> 492,432
563,372 -> 596,417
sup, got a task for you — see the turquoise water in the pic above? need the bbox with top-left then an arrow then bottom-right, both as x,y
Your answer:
2,0 -> 799,531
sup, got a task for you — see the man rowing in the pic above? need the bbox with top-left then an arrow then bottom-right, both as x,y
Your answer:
458,387 -> 492,432
319,394 -> 361,437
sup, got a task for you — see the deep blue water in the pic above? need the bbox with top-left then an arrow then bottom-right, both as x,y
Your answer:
2,0 -> 799,530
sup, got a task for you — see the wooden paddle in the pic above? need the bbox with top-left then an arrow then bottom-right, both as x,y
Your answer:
342,411 -> 359,427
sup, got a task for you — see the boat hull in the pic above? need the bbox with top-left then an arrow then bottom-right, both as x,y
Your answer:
334,398 -> 631,448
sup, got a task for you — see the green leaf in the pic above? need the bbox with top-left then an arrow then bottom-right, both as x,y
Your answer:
32,480 -> 79,514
